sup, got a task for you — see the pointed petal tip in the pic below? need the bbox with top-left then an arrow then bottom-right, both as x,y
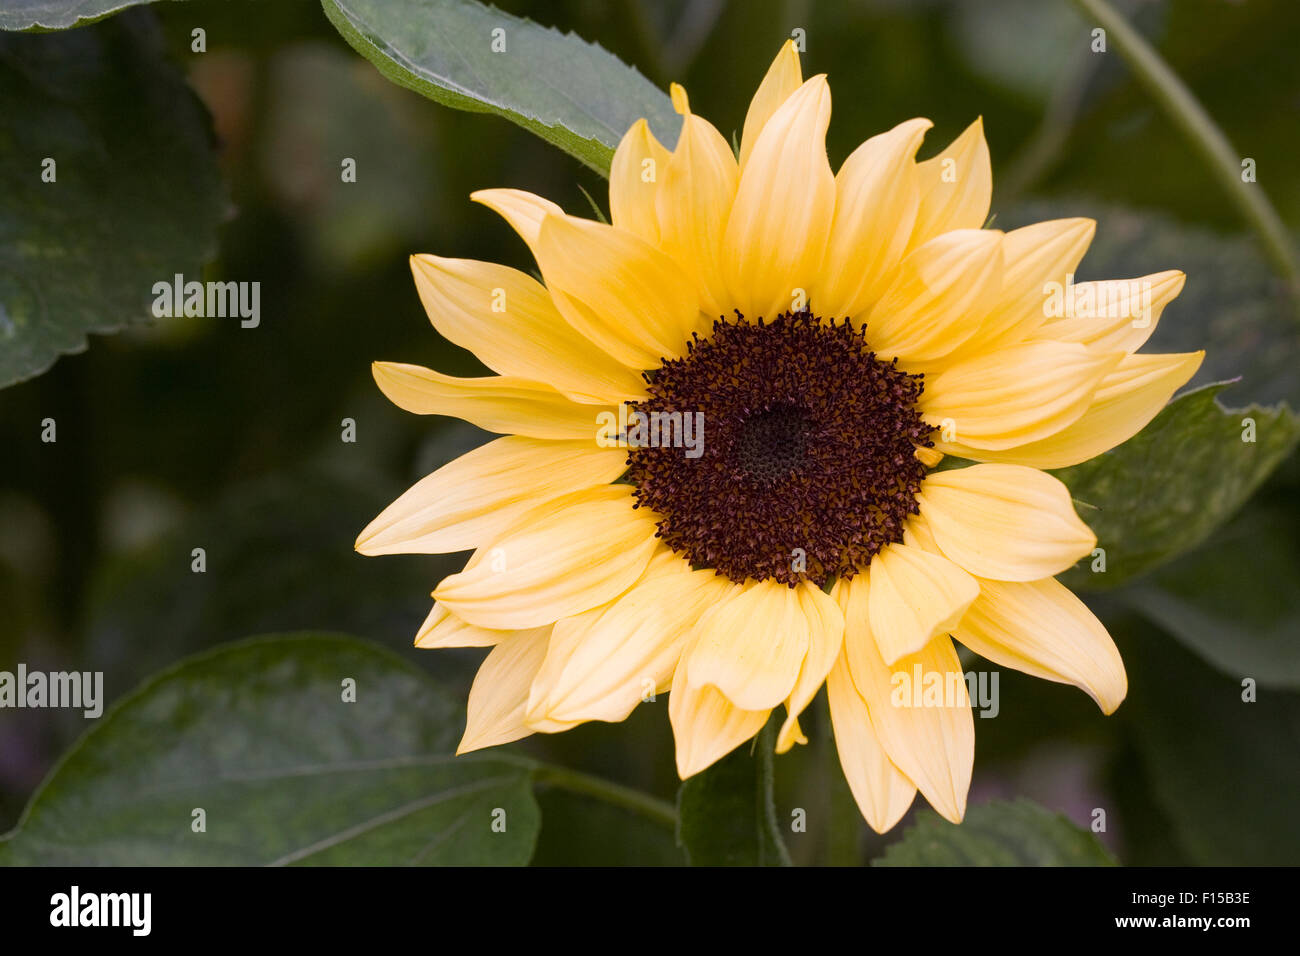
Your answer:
669,82 -> 690,115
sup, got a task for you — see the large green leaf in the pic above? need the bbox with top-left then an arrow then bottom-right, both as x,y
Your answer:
319,0 -> 680,174
1124,503 -> 1300,688
875,799 -> 1115,866
1054,384 -> 1300,590
0,13 -> 223,387
0,633 -> 540,865
675,719 -> 790,866
0,0 -> 175,31
532,789 -> 684,866
1119,617 -> 1300,865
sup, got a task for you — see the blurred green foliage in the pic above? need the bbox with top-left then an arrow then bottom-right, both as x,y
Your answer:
2,0 -> 1298,864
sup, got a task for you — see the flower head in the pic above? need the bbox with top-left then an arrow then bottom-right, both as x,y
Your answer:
358,41 -> 1203,831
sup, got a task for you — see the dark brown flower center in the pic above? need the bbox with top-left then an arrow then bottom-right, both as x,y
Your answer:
626,310 -> 933,587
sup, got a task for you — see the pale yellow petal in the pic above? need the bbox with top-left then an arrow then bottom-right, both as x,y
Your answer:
656,106 -> 739,317
908,117 -> 991,250
457,627 -> 553,754
959,218 -> 1096,353
952,350 -> 1204,468
826,646 -> 917,833
371,362 -> 608,440
415,602 -> 511,649
356,435 -> 626,555
434,485 -> 660,629
669,650 -> 770,779
1038,270 -> 1186,354
723,76 -> 835,319
775,582 -> 846,752
609,118 -> 670,245
685,578 -> 810,711
865,228 -> 1003,364
470,187 -> 564,246
922,341 -> 1122,450
814,118 -> 931,318
954,576 -> 1127,714
408,254 -> 644,403
839,574 -> 973,824
535,213 -> 699,367
527,561 -> 735,726
918,464 -> 1096,581
867,542 -> 979,665
738,38 -> 802,170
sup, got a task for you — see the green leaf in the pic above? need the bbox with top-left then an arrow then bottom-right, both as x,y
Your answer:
531,789 -> 684,866
675,719 -> 790,866
1119,617 -> 1300,865
0,14 -> 224,387
1124,503 -> 1300,688
319,0 -> 680,174
0,633 -> 540,865
1054,383 -> 1300,591
875,799 -> 1116,866
0,0 -> 176,31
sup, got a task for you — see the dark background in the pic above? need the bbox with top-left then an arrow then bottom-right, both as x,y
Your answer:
2,0 -> 1298,864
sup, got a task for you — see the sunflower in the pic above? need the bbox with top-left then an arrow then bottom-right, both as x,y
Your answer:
357,40 -> 1202,832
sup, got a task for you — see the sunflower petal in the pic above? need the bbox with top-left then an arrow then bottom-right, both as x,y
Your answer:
866,228 -> 1004,364
839,574 -> 973,824
826,647 -> 917,833
918,464 -> 1096,581
434,485 -> 660,629
775,582 -> 846,752
960,218 -> 1096,352
371,362 -> 608,440
867,542 -> 978,665
723,76 -> 835,320
955,576 -> 1127,714
470,187 -> 564,246
527,561 -> 735,726
457,627 -> 553,754
408,254 -> 644,403
535,213 -> 700,367
685,578 -> 810,711
950,350 -> 1204,468
669,654 -> 770,779
908,117 -> 991,250
922,340 -> 1122,450
815,117 -> 931,318
356,435 -> 626,555
1038,270 -> 1186,354
609,118 -> 670,245
739,39 -> 803,169
656,102 -> 739,317
414,603 -> 508,649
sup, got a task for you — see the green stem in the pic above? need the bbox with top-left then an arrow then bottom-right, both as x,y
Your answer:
1068,0 -> 1300,290
532,765 -> 678,831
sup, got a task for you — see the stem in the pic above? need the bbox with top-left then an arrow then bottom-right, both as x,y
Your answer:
1068,0 -> 1300,290
532,765 -> 678,831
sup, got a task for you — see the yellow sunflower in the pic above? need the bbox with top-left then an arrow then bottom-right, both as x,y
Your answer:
357,40 -> 1203,832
